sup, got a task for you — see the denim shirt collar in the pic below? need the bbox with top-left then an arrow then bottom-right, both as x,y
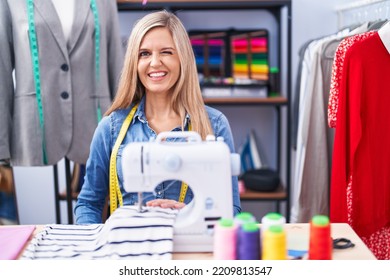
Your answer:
133,96 -> 147,124
133,95 -> 191,128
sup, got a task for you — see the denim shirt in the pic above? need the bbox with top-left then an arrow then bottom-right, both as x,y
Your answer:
74,96 -> 241,224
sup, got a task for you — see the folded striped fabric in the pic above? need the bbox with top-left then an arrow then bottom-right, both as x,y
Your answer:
21,206 -> 178,260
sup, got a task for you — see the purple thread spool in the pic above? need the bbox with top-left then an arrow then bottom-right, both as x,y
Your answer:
237,222 -> 261,260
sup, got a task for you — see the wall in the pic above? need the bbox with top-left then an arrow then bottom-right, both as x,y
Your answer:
291,0 -> 355,92
13,0 -> 355,225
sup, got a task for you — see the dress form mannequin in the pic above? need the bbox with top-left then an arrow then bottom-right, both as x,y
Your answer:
1,0 -> 78,226
50,0 -> 77,224
0,0 -> 124,166
0,0 -> 124,224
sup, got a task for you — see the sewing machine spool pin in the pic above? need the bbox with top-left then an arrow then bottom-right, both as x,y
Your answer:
137,192 -> 146,213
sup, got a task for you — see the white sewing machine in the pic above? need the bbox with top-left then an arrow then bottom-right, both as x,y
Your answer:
122,131 -> 240,252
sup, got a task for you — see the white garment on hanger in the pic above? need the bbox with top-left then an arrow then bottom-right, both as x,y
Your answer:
378,21 -> 390,54
291,28 -> 351,223
51,0 -> 75,42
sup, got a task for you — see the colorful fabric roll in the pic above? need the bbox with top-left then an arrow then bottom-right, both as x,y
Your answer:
232,33 -> 269,81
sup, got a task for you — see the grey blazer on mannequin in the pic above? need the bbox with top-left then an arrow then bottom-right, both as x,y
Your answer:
0,0 -> 124,166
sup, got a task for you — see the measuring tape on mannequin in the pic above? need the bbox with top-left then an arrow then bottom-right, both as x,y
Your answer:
90,0 -> 103,122
26,0 -> 47,164
109,104 -> 191,214
26,0 -> 102,164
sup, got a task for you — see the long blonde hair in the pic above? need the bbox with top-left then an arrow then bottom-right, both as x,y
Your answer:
105,10 -> 212,139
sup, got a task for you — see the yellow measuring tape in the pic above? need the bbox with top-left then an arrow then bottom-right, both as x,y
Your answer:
109,104 -> 138,214
109,104 -> 191,214
178,121 -> 191,204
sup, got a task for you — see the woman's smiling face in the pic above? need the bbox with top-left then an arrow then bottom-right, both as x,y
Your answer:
137,27 -> 181,96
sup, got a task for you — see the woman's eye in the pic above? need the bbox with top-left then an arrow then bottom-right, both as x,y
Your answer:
139,51 -> 150,57
161,50 -> 173,55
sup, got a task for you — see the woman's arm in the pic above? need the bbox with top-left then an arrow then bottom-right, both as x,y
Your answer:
74,116 -> 112,224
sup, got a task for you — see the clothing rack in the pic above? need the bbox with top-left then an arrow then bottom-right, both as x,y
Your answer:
336,0 -> 390,29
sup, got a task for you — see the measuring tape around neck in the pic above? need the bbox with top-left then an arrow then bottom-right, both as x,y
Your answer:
109,106 -> 191,214
178,121 -> 191,204
109,104 -> 138,214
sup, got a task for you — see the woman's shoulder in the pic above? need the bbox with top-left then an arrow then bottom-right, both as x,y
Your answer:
205,105 -> 228,123
95,107 -> 132,135
108,107 -> 131,120
204,105 -> 234,147
205,104 -> 222,116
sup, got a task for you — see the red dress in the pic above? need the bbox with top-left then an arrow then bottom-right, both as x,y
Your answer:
328,31 -> 376,128
329,31 -> 390,260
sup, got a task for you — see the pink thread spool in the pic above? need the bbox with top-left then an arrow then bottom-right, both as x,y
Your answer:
308,215 -> 332,260
213,218 -> 237,260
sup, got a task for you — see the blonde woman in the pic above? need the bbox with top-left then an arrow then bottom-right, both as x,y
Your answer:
75,10 -> 241,224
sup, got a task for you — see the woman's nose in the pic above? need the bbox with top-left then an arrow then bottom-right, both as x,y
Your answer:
150,53 -> 162,67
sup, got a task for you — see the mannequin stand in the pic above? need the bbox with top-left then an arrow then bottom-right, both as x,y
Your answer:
53,158 -> 73,224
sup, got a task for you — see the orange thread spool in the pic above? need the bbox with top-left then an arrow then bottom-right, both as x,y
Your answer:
308,215 -> 332,260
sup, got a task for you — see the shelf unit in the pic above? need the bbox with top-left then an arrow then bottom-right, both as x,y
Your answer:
116,0 -> 292,221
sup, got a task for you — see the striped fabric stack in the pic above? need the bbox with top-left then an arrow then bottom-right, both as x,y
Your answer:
21,206 -> 178,260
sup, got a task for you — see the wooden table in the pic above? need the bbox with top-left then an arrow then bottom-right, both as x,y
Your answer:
9,222 -> 376,260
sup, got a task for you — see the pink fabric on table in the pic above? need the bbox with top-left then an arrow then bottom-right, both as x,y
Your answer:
0,225 -> 35,260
